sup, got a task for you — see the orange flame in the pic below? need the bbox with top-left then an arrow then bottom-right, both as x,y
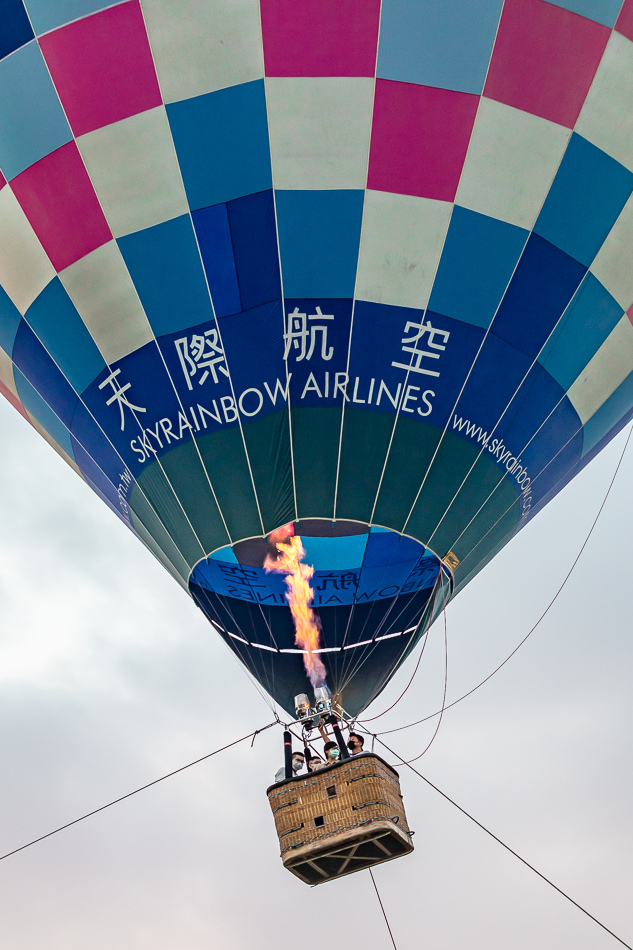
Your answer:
264,524 -> 327,689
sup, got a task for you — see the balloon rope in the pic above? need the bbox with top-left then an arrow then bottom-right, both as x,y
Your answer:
369,733 -> 633,950
369,868 -> 399,949
0,721 -> 278,864
363,421 -> 633,736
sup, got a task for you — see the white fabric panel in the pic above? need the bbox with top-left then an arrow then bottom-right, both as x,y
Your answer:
77,106 -> 188,238
576,32 -> 633,172
266,77 -> 374,190
28,414 -> 83,477
567,315 -> 633,424
456,98 -> 570,230
356,191 -> 452,310
590,193 -> 633,309
0,186 -> 55,313
0,347 -> 19,399
141,0 -> 264,103
59,241 -> 154,364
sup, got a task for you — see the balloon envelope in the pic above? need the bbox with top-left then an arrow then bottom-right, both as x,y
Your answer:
1,0 -> 633,714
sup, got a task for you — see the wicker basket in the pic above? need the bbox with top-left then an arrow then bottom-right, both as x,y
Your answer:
267,752 -> 414,884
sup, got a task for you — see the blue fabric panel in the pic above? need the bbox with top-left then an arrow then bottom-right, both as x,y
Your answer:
0,40 -> 72,180
12,322 -> 78,426
362,530 -> 424,567
118,215 -> 215,336
542,0 -> 622,27
535,134 -> 633,267
275,190 -> 364,298
69,398 -> 127,486
192,203 -> 242,318
0,0 -> 33,60
301,534 -> 368,571
582,367 -> 633,456
25,278 -> 106,393
14,367 -> 74,456
210,544 -> 239,563
430,207 -> 528,329
377,0 -> 504,94
540,273 -> 623,391
23,0 -> 123,34
0,285 -> 22,354
228,190 -> 281,311
491,234 -> 587,359
167,80 -> 272,210
70,436 -> 128,521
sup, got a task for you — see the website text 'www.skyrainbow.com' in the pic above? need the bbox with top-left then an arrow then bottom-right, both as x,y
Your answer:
452,416 -> 533,520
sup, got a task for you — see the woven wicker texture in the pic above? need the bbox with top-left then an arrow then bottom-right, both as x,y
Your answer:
267,752 -> 413,882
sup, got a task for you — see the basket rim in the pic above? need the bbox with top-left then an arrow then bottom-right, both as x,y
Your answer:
266,751 -> 400,794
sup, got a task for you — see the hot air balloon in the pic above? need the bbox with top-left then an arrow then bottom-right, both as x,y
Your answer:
1,0 -> 633,758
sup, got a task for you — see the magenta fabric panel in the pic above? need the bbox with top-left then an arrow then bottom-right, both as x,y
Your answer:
367,80 -> 479,201
0,170 -> 5,189
260,0 -> 381,76
616,0 -> 633,41
39,0 -> 162,137
11,142 -> 112,271
484,0 -> 609,128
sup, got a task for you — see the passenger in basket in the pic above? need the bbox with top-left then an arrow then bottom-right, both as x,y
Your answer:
347,733 -> 365,755
323,741 -> 341,765
274,751 -> 305,783
307,754 -> 324,772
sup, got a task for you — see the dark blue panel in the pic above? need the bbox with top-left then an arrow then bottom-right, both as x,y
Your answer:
192,203 -> 242,318
167,80 -> 272,210
81,345 -> 186,477
377,0 -> 504,94
70,434 -> 131,523
285,298 -> 355,409
118,214 -> 215,336
0,285 -> 21,354
12,321 -> 78,426
347,300 -> 484,427
429,206 -> 528,329
156,300 -> 285,433
70,398 -> 130,488
362,530 -> 425,568
0,0 -> 33,62
13,367 -> 74,456
26,278 -> 106,393
217,300 -> 285,407
540,273 -> 623,391
275,190 -> 364,298
491,233 -> 586,359
535,134 -> 633,267
542,0 -> 621,27
227,189 -> 281,311
0,39 -> 72,179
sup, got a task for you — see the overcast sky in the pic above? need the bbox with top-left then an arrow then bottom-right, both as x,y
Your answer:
0,394 -> 631,950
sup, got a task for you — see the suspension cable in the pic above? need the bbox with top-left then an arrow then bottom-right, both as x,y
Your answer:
0,721 -> 278,864
362,421 -> 633,736
369,732 -> 633,950
369,867 -> 399,949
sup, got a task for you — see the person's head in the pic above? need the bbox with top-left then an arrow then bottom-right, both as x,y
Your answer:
291,752 -> 305,773
347,733 -> 364,754
308,756 -> 323,772
323,741 -> 340,762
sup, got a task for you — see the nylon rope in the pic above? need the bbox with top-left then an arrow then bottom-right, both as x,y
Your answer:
369,868 -> 399,950
369,732 -> 633,950
359,421 -> 633,735
0,721 -> 278,864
